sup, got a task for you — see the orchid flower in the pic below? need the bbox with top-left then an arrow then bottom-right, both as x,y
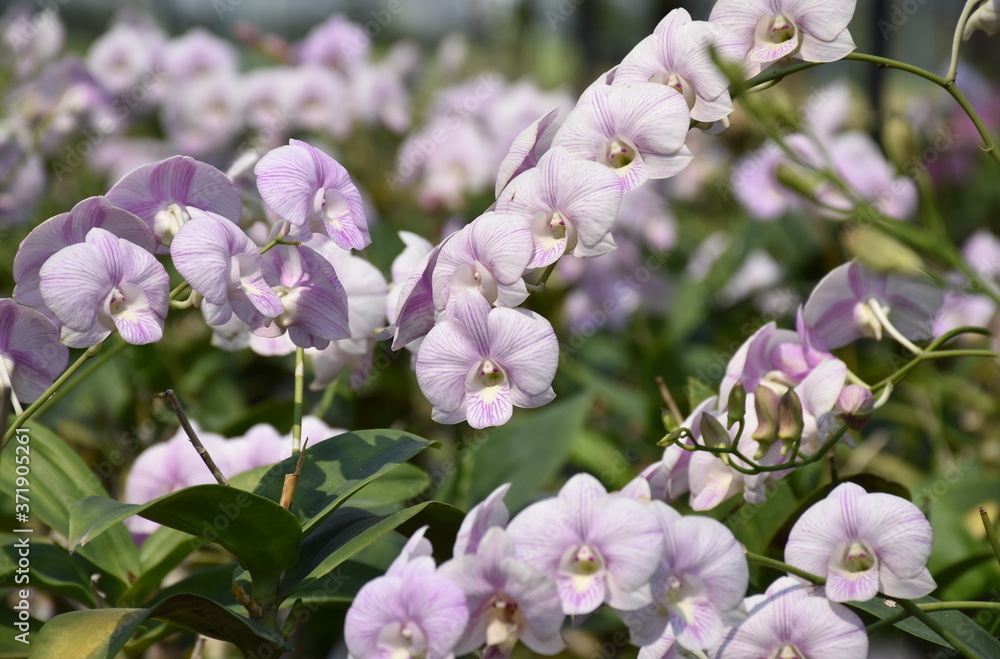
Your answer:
710,0 -> 858,77
715,577 -> 868,658
496,147 -> 623,267
505,473 -> 664,615
38,227 -> 169,348
345,530 -> 468,659
0,299 -> 68,404
106,155 -> 242,251
439,528 -> 565,657
170,209 -> 284,327
618,502 -> 748,654
785,482 -> 936,602
432,212 -> 534,311
13,196 -> 156,315
255,139 -> 370,249
551,82 -> 692,192
414,292 -> 557,428
803,260 -> 944,351
615,8 -> 745,123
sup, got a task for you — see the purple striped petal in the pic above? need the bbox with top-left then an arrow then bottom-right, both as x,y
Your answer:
487,307 -> 558,397
106,156 -> 241,249
552,83 -> 691,192
414,315 -> 482,418
0,299 -> 69,402
495,107 -> 562,197
255,139 -> 369,250
825,560 -> 879,602
13,196 -> 154,309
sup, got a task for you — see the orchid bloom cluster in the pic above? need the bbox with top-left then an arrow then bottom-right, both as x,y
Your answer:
0,9 -> 415,226
345,475 -> 936,658
651,258 -> 943,511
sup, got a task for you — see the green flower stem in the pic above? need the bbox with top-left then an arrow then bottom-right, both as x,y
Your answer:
291,346 -> 305,454
948,0 -> 985,82
169,281 -> 190,300
873,349 -> 1000,392
868,601 -> 1000,635
1,341 -> 106,450
981,507 -> 1000,570
683,422 -> 849,476
899,599 -> 981,659
741,51 -> 1000,169
744,552 -> 826,585
311,378 -> 339,419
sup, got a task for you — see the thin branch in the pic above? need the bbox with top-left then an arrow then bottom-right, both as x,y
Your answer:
655,376 -> 684,426
153,389 -> 230,486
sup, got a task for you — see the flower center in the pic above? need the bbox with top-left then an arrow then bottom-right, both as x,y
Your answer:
484,594 -> 524,654
650,71 -> 697,110
548,212 -> 567,240
272,285 -> 301,328
767,14 -> 796,43
600,137 -> 638,172
452,261 -> 499,304
100,284 -> 148,330
479,359 -> 505,387
853,299 -> 888,340
842,540 -> 876,572
153,203 -> 190,246
376,620 -> 427,659
569,544 -> 603,576
312,187 -> 350,229
770,644 -> 805,659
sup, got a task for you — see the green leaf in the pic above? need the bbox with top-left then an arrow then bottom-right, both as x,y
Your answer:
467,392 -> 593,512
281,501 -> 463,597
0,537 -> 95,607
69,485 -> 300,590
343,463 -> 430,509
280,560 -> 383,606
0,424 -> 139,587
119,527 -> 206,607
31,594 -> 292,658
849,596 -> 1000,657
251,429 -> 436,533
569,431 -> 635,491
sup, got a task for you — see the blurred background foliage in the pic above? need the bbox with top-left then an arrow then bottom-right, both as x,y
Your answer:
1,0 -> 999,657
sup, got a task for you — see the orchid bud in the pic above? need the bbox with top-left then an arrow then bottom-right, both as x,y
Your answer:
775,163 -> 822,201
662,407 -> 680,433
843,226 -> 922,275
700,414 -> 731,450
835,385 -> 875,431
778,389 -> 805,456
727,380 -> 746,429
657,427 -> 688,447
752,385 -> 780,445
